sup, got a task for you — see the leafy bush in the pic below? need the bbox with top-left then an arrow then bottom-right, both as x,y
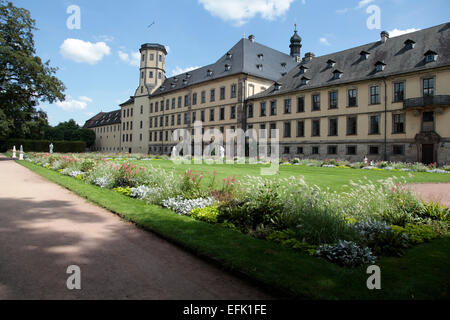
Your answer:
113,187 -> 132,197
316,240 -> 376,268
267,230 -> 317,255
162,197 -> 215,216
95,176 -> 114,189
190,206 -> 220,224
418,202 -> 449,221
391,224 -> 441,244
354,219 -> 391,241
130,185 -> 153,199
2,139 -> 86,153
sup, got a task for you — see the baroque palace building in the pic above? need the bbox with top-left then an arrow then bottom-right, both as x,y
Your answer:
84,23 -> 450,165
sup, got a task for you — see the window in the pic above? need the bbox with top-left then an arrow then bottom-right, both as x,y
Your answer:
154,118 -> 158,128
141,71 -> 144,79
270,101 -> 277,116
423,78 -> 435,96
329,91 -> 338,109
393,145 -> 405,155
192,93 -> 197,105
149,117 -> 153,128
369,115 -> 380,135
297,147 -> 304,154
172,98 -> 175,109
328,146 -> 337,155
312,146 -> 319,155
248,104 -> 254,118
177,114 -> 181,125
158,72 -> 162,79
329,118 -> 338,136
284,122 -> 291,138
217,107 -> 224,120
393,114 -> 405,134
370,86 -> 380,105
423,111 -> 434,122
184,95 -> 190,107
140,105 -> 143,114
284,147 -> 290,154
210,109 -> 215,121
159,55 -> 162,62
171,115 -> 175,126
260,102 -> 267,117
425,51 -> 437,63
201,91 -> 206,104
155,102 -> 158,113
166,99 -> 170,110
347,146 -> 357,155
284,99 -> 292,114
394,82 -> 405,102
150,54 -> 154,61
297,121 -> 305,137
160,100 -> 164,111
140,120 -> 143,129
230,106 -> 236,119
348,89 -> 357,107
260,124 -> 266,138
347,116 -> 357,135
312,94 -> 320,111
142,54 -> 145,62
231,84 -> 237,98
192,111 -> 196,123
269,123 -> 277,138
149,71 -> 153,78
140,87 -> 143,94
312,120 -> 320,137
159,117 -> 163,127
210,89 -> 215,102
220,87 -> 226,100
369,146 -> 379,155
184,113 -> 189,124
178,96 -> 182,108
297,96 -> 305,113
201,110 -> 205,122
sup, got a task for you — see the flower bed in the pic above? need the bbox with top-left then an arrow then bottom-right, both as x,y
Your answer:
24,152 -> 450,268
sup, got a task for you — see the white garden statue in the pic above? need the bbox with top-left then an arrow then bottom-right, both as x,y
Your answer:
12,146 -> 16,159
218,145 -> 225,158
49,143 -> 54,154
19,145 -> 24,160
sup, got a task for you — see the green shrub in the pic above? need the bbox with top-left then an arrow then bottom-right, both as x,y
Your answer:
418,202 -> 449,221
190,206 -> 220,224
2,139 -> 86,153
113,187 -> 132,197
267,230 -> 317,255
391,224 -> 441,244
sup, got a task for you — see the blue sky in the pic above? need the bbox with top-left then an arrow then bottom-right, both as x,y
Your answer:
12,0 -> 450,126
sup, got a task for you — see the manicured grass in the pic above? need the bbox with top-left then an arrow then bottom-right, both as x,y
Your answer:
16,158 -> 450,300
126,159 -> 450,192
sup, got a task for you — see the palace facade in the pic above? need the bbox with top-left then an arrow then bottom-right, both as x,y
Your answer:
84,23 -> 450,164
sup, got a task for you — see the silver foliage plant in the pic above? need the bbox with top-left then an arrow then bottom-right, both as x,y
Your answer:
316,240 -> 377,268
162,197 -> 215,216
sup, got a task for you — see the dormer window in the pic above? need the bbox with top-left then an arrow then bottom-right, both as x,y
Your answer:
171,83 -> 176,88
225,64 -> 231,71
185,73 -> 191,79
299,65 -> 308,75
300,76 -> 310,86
183,79 -> 188,85
327,59 -> 336,68
404,39 -> 416,50
274,82 -> 282,91
424,50 -> 437,63
257,53 -> 264,60
173,77 -> 178,82
281,72 -> 287,77
375,61 -> 386,72
281,62 -> 287,68
332,70 -> 343,80
160,86 -> 165,92
256,64 -> 263,71
360,50 -> 370,60
207,69 -> 213,77
226,52 -> 233,60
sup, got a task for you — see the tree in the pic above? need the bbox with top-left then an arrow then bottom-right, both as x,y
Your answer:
0,0 -> 65,139
45,119 -> 96,147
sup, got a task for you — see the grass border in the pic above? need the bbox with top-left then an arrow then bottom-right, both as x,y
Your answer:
13,157 -> 450,300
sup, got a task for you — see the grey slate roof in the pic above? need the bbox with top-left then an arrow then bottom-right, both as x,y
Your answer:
251,22 -> 450,100
83,110 -> 121,129
150,38 -> 298,98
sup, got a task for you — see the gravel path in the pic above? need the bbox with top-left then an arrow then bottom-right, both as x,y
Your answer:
0,156 -> 271,300
407,183 -> 450,208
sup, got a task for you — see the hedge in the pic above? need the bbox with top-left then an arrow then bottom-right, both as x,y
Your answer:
0,139 -> 86,153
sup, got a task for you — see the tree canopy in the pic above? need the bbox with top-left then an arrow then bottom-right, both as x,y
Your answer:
0,0 -> 65,139
45,119 -> 96,147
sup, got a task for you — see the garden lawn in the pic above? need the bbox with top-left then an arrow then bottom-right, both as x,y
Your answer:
124,160 -> 450,192
16,158 -> 450,300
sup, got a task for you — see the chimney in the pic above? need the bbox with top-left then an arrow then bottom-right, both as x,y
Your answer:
303,52 -> 315,62
248,35 -> 255,43
381,31 -> 389,43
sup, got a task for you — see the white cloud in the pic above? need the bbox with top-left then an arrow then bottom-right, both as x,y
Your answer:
94,35 -> 115,43
118,50 -> 141,67
165,45 -> 171,53
388,28 -> 421,38
60,39 -> 111,64
319,37 -> 331,46
171,66 -> 201,76
56,96 -> 92,111
198,0 -> 295,26
357,0 -> 375,8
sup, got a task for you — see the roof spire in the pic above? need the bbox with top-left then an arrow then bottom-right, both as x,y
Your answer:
294,23 -> 298,33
